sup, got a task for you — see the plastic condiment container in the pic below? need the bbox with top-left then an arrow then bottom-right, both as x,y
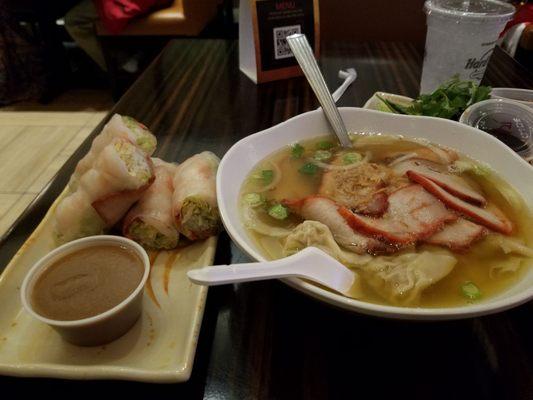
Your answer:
460,98 -> 533,161
491,88 -> 533,109
21,235 -> 150,346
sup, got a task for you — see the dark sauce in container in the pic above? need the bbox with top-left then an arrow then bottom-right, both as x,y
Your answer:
461,99 -> 532,163
475,112 -> 531,154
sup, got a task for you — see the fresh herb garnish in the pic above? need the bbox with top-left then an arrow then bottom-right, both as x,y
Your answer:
291,143 -> 304,159
461,281 -> 482,300
313,150 -> 332,162
299,162 -> 319,175
343,152 -> 362,165
377,76 -> 491,121
259,169 -> 274,185
268,204 -> 289,220
316,141 -> 334,150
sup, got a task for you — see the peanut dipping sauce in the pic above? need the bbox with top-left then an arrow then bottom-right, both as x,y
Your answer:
31,245 -> 144,321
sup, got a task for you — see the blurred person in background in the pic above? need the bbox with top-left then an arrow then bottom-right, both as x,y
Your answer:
64,0 -> 172,71
499,1 -> 532,68
64,0 -> 107,70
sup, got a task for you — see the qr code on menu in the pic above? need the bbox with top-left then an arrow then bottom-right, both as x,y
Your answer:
273,25 -> 301,60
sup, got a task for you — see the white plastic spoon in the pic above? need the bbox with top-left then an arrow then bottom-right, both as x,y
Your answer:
333,68 -> 357,103
187,247 -> 356,295
315,68 -> 358,111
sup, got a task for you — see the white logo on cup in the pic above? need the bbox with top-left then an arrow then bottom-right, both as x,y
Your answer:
465,48 -> 493,80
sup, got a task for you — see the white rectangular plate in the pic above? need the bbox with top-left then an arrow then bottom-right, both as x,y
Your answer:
0,188 -> 217,383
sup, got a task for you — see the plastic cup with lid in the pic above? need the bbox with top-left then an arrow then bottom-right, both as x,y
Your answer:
420,0 -> 515,94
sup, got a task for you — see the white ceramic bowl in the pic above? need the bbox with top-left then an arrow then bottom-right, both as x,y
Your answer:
217,107 -> 533,320
21,235 -> 150,346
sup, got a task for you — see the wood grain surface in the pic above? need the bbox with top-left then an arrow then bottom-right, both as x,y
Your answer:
0,40 -> 531,399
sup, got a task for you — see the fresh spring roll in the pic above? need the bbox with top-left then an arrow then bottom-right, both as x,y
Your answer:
54,138 -> 155,243
123,159 -> 179,250
172,151 -> 221,240
69,114 -> 157,189
53,190 -> 106,244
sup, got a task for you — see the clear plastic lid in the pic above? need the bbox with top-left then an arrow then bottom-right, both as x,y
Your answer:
491,88 -> 533,109
425,0 -> 515,21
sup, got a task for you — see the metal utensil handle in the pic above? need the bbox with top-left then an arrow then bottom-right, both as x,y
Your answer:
286,34 -> 352,148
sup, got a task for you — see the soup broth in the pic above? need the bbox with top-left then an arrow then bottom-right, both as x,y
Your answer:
240,134 -> 533,308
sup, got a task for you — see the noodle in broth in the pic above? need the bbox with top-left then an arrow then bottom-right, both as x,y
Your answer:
240,134 -> 533,308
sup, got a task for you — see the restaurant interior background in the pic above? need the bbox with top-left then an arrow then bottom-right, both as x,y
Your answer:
1,0 -> 530,238
0,0 -> 533,398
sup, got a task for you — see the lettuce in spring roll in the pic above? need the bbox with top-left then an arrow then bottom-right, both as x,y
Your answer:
172,151 -> 221,240
54,138 -> 155,243
70,114 -> 156,189
123,159 -> 179,250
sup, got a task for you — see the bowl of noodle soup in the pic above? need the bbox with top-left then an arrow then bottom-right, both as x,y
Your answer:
217,108 -> 533,320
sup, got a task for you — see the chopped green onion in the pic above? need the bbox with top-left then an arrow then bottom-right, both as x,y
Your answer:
291,143 -> 304,159
313,150 -> 332,162
450,160 -> 490,177
299,162 -> 319,175
259,169 -> 274,185
343,152 -> 362,165
316,141 -> 334,150
244,193 -> 264,208
268,204 -> 289,220
461,281 -> 481,300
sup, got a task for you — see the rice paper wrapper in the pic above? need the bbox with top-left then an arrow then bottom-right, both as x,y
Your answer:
70,114 -> 157,189
172,151 -> 221,240
123,159 -> 180,250
54,138 -> 155,243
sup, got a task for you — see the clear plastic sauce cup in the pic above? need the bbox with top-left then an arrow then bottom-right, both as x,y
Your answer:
460,98 -> 533,164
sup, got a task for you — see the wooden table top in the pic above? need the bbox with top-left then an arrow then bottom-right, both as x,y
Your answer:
1,40 -> 532,399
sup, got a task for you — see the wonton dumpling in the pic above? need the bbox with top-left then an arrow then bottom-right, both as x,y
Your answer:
465,234 -> 533,278
283,220 -> 372,266
488,235 -> 533,258
360,252 -> 457,305
282,220 -> 367,298
283,220 -> 457,305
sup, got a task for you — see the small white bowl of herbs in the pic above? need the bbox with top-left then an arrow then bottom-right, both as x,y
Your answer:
363,77 -> 492,121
